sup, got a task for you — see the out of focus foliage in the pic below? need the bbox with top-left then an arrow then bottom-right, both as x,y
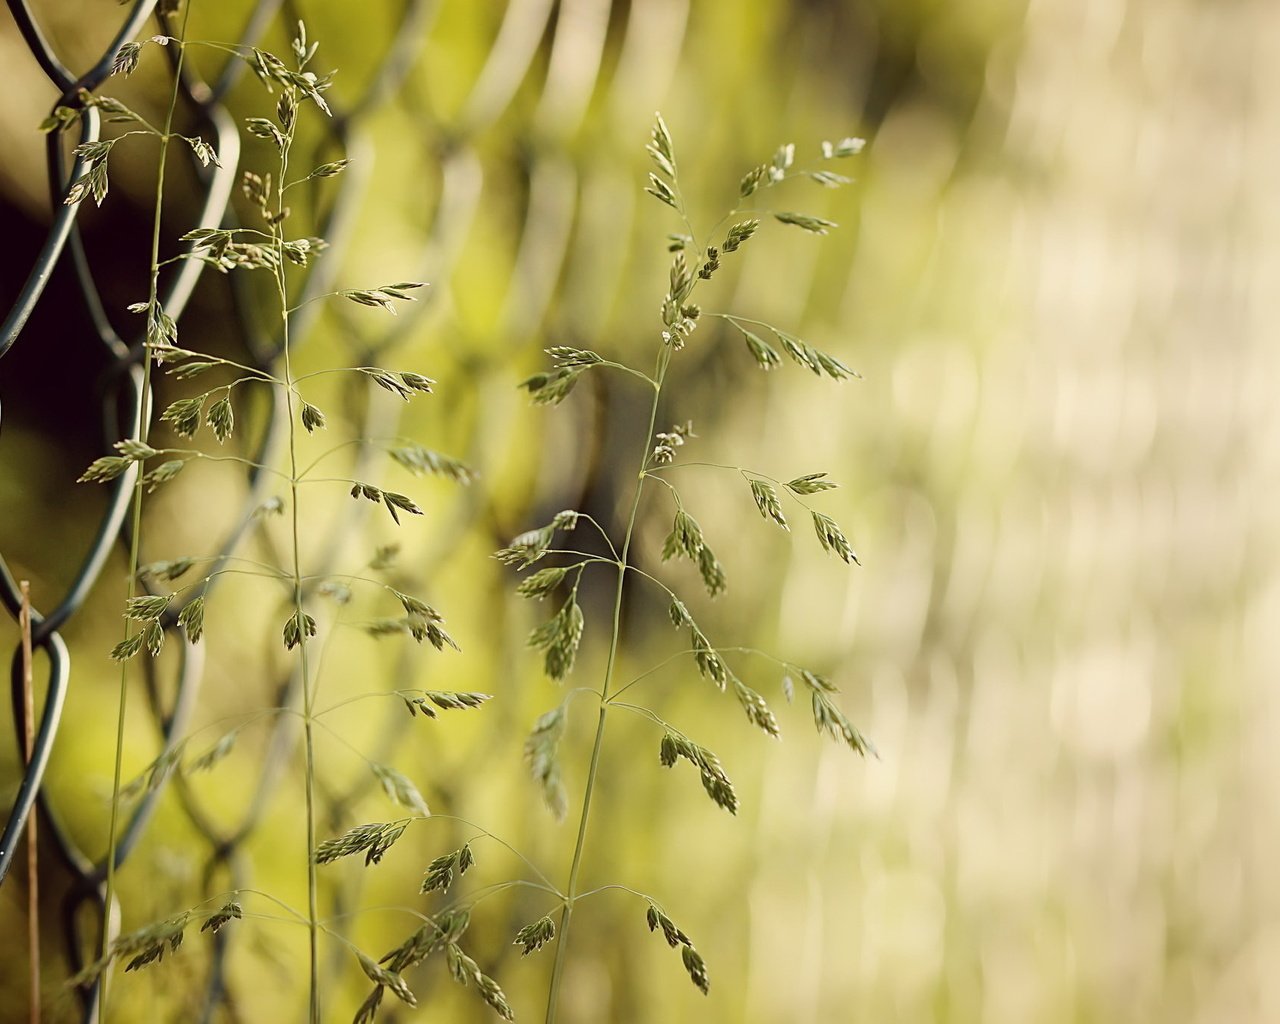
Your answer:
1,0 -> 1275,1022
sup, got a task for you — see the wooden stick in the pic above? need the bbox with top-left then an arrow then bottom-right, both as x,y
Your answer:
19,580 -> 40,1024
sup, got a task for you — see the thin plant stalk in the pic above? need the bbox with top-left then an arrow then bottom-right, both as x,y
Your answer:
20,580 -> 39,1024
100,9 -> 193,1013
544,347 -> 672,1024
269,113 -> 322,1024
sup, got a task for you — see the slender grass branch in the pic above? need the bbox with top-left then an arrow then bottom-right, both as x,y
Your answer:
643,471 -> 680,499
452,879 -> 565,908
602,650 -> 689,704
179,452 -> 292,480
137,552 -> 290,580
429,816 -> 564,896
173,567 -> 292,593
645,458 -> 740,474
310,689 -> 415,718
312,677 -> 507,724
294,437 -> 377,478
647,459 -> 827,519
572,882 -> 658,905
265,94 -> 323,1023
19,582 -> 38,1024
196,565 -> 292,584
609,701 -> 673,730
622,563 -> 681,604
161,347 -> 283,382
575,514 -> 621,561
596,360 -> 658,388
100,10 -> 192,1015
544,343 -> 673,1023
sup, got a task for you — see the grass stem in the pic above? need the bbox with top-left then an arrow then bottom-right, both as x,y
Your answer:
270,115 -> 322,1023
544,347 -> 672,1024
19,581 -> 39,1024
101,10 -> 192,1015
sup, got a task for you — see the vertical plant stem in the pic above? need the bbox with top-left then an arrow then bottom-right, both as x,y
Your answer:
101,10 -> 192,1015
271,107 -> 321,1024
20,580 -> 39,1024
544,351 -> 671,1024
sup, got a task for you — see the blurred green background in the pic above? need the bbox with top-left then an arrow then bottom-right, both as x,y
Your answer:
1,0 -> 1274,1021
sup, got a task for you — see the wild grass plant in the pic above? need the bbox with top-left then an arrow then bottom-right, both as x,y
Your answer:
65,15 -> 483,1021
500,115 -> 871,1023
